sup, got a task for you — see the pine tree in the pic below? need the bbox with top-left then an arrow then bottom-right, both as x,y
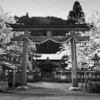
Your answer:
26,12 -> 29,17
67,1 -> 85,24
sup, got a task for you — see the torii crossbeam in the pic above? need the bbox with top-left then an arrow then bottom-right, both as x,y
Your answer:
10,24 -> 90,88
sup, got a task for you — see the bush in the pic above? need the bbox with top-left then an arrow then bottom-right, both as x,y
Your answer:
87,81 -> 100,93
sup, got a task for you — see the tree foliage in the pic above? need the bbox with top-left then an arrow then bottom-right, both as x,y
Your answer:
60,11 -> 100,70
0,7 -> 15,47
67,1 -> 85,24
14,13 -> 67,25
0,7 -> 21,65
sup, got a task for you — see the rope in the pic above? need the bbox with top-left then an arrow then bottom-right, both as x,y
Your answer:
26,37 -> 73,45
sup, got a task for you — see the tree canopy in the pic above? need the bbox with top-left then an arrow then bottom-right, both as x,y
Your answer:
0,7 -> 15,47
14,13 -> 67,25
67,1 -> 85,24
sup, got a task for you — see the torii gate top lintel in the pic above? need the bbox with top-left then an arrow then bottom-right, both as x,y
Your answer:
11,24 -> 90,45
9,24 -> 90,31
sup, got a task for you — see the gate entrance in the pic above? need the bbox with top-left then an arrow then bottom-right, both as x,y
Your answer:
41,64 -> 53,80
37,61 -> 58,81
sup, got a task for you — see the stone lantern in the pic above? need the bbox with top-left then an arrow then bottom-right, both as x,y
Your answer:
91,53 -> 100,72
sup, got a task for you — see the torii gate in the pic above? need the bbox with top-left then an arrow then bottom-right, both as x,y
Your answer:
10,24 -> 90,88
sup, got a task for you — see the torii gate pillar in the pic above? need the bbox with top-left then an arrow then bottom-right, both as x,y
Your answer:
20,29 -> 28,87
70,36 -> 78,87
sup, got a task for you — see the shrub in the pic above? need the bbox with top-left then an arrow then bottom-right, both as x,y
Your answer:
87,81 -> 100,93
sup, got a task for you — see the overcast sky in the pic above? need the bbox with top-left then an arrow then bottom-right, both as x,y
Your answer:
0,0 -> 100,19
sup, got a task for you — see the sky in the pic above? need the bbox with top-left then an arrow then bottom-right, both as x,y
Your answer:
0,0 -> 100,19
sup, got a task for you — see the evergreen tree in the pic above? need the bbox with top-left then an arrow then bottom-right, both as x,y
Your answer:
67,1 -> 85,24
26,12 -> 29,17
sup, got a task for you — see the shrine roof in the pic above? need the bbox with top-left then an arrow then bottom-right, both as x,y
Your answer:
34,54 -> 62,60
2,62 -> 16,70
9,24 -> 90,31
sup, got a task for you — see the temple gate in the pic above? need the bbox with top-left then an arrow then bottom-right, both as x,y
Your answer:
10,24 -> 90,88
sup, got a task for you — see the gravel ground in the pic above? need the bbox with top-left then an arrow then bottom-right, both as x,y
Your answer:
0,82 -> 100,100
0,93 -> 100,100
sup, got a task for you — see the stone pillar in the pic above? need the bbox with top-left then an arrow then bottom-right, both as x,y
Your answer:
46,31 -> 52,52
70,32 -> 78,87
46,31 -> 52,38
20,29 -> 28,86
12,69 -> 16,88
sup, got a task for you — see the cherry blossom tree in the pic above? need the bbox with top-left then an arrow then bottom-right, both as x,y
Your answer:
0,7 -> 15,46
60,11 -> 100,70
